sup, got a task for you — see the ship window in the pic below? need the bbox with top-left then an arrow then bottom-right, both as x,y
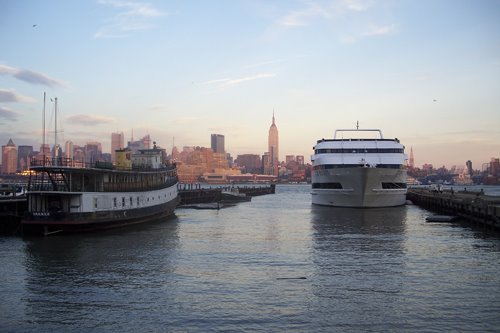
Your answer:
382,182 -> 407,189
94,197 -> 98,209
113,198 -> 117,207
312,182 -> 343,189
130,197 -> 133,206
122,197 -> 125,207
137,197 -> 140,206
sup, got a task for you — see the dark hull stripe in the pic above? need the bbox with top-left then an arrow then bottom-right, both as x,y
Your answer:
22,197 -> 180,235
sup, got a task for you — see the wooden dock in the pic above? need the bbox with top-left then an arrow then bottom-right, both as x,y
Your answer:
407,188 -> 500,229
0,197 -> 27,234
177,184 -> 275,205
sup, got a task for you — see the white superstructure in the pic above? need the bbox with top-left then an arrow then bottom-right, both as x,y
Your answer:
311,128 -> 407,207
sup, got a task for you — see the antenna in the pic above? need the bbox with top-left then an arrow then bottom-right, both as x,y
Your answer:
356,121 -> 359,130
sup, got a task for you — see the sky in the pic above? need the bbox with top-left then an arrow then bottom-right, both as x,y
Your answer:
1,0 -> 499,169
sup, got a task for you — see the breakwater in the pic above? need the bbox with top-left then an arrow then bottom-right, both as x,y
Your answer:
407,188 -> 500,229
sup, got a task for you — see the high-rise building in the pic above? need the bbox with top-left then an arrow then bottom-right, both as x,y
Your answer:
65,140 -> 74,160
2,139 -> 18,174
409,147 -> 414,169
296,155 -> 305,165
236,154 -> 261,174
285,155 -> 295,164
211,134 -> 225,154
85,142 -> 102,165
267,113 -> 279,176
18,145 -> 33,171
111,132 -> 124,164
466,160 -> 473,176
127,134 -> 151,154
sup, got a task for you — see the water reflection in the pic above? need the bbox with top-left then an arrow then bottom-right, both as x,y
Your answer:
311,205 -> 407,235
309,206 -> 409,330
21,217 -> 179,331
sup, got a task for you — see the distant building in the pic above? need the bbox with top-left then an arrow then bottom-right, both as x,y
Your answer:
236,154 -> 262,174
466,160 -> 473,176
409,147 -> 414,169
18,145 -> 33,171
127,134 -> 151,154
65,141 -> 74,160
211,134 -> 225,154
266,113 -> 279,176
39,143 -> 50,156
85,142 -> 102,165
2,139 -> 18,174
285,155 -> 295,164
296,155 -> 305,165
111,132 -> 124,164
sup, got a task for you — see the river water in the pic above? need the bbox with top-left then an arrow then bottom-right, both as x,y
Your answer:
1,185 -> 499,332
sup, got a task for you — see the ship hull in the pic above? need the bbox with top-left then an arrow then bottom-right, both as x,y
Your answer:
311,167 -> 407,208
22,195 -> 179,235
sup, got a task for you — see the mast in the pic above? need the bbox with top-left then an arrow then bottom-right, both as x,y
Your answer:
54,97 -> 58,165
43,92 -> 46,164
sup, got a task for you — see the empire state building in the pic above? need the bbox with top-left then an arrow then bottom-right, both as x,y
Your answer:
267,113 -> 279,176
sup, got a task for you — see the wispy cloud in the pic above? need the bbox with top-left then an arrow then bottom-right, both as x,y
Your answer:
95,0 -> 166,38
363,24 -> 396,36
0,106 -> 18,121
278,1 -> 332,27
202,73 -> 276,89
276,0 -> 374,27
66,114 -> 115,126
0,89 -> 37,103
0,64 -> 66,87
240,58 -> 288,70
343,0 -> 374,12
273,0 -> 394,43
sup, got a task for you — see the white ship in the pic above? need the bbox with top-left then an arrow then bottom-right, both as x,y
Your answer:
311,127 -> 407,207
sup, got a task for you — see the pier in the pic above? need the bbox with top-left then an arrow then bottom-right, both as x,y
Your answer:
407,188 -> 500,229
0,197 -> 27,234
177,184 -> 275,205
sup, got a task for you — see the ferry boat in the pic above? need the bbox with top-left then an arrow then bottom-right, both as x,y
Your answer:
22,143 -> 180,235
311,127 -> 407,207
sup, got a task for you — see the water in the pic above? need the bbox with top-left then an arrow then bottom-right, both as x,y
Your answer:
1,185 -> 500,332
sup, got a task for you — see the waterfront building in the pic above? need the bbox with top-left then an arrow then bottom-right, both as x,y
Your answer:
235,154 -> 262,174
18,145 -> 33,171
111,132 -> 124,164
2,139 -> 18,174
52,144 -> 63,161
85,142 -> 102,165
39,143 -> 50,156
409,147 -> 415,169
65,140 -> 74,160
267,113 -> 279,176
296,155 -> 305,165
73,145 -> 85,166
211,134 -> 225,154
285,155 -> 295,164
466,160 -> 473,176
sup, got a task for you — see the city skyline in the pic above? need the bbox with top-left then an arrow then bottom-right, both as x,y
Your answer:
1,1 -> 499,168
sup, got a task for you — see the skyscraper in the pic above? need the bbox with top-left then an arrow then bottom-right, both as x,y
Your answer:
2,139 -> 18,174
267,113 -> 279,176
65,140 -> 74,160
111,132 -> 124,164
211,134 -> 225,154
409,147 -> 414,169
18,145 -> 33,171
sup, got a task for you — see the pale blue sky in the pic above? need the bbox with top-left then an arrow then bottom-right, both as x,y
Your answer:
1,0 -> 499,168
